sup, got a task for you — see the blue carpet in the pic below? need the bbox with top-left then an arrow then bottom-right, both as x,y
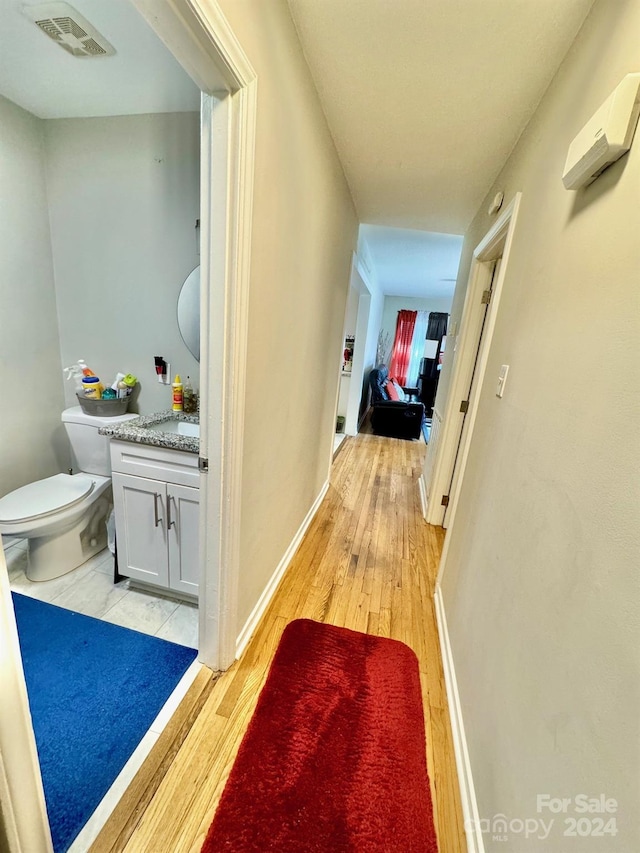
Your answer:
12,592 -> 198,853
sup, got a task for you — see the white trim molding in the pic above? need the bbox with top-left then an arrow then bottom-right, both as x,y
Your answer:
418,473 -> 428,518
0,548 -> 53,853
200,72 -> 258,671
434,584 -> 485,853
235,481 -> 330,659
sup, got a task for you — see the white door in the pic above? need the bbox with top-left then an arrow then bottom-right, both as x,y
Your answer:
443,259 -> 501,527
112,472 -> 169,586
422,195 -> 522,530
167,483 -> 200,595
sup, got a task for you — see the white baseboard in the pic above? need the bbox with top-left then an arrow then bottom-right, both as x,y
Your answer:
434,584 -> 485,853
235,480 -> 330,659
418,474 -> 428,520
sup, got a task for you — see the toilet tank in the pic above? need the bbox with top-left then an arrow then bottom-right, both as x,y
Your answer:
62,407 -> 137,476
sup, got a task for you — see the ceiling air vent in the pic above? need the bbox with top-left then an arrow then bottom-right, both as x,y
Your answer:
23,2 -> 116,58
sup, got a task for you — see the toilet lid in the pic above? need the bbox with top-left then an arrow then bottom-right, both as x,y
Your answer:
0,474 -> 95,524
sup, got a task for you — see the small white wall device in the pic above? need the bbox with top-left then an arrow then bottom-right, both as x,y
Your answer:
496,364 -> 509,398
562,73 -> 640,190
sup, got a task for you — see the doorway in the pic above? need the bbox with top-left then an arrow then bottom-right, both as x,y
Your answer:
443,257 -> 500,527
336,255 -> 375,444
334,249 -> 387,456
420,194 -> 522,534
0,1 -> 257,849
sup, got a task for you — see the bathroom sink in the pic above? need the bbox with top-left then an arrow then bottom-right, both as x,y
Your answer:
147,419 -> 199,438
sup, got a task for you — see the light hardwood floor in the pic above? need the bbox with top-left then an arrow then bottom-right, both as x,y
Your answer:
93,432 -> 466,852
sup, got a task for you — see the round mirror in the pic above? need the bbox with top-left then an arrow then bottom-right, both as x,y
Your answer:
177,265 -> 200,361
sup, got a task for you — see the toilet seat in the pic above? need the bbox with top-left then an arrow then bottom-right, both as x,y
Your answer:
0,474 -> 95,524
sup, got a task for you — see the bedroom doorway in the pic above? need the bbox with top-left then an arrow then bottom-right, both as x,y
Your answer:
443,257 -> 500,527
336,254 -> 375,445
420,193 -> 522,541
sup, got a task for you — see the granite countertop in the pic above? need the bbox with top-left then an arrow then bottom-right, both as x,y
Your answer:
98,411 -> 199,454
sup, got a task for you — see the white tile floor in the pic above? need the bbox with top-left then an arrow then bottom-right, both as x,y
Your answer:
4,538 -> 198,648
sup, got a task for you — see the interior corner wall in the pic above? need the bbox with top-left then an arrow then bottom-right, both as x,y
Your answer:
337,283 -> 360,420
440,1 -> 640,850
354,245 -> 384,422
215,0 -> 358,634
0,95 -> 67,497
44,112 -> 200,415
362,277 -> 384,373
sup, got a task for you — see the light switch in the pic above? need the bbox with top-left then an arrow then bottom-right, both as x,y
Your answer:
496,364 -> 509,398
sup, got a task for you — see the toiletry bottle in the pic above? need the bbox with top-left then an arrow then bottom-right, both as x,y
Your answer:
111,372 -> 125,392
82,376 -> 104,399
183,376 -> 196,413
172,375 -> 183,411
63,362 -> 85,394
122,374 -> 137,394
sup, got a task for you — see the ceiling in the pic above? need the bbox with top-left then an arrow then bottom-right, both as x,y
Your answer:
0,0 -> 199,118
360,225 -> 462,299
0,0 -> 595,301
288,0 -> 595,234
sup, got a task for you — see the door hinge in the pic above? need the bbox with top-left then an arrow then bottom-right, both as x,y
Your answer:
198,456 -> 209,472
481,289 -> 492,304
441,495 -> 450,507
460,400 -> 469,413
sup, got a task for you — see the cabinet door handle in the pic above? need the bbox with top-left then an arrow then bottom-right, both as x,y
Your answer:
153,492 -> 163,527
167,495 -> 176,529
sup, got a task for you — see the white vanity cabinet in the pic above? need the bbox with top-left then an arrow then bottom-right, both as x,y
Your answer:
110,440 -> 199,597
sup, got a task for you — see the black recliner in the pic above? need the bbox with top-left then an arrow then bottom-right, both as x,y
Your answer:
369,365 -> 425,440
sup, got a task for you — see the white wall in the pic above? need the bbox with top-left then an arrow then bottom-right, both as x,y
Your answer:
380,294 -> 452,359
44,112 -> 200,414
0,95 -> 67,496
440,1 -> 640,849
216,0 -> 358,634
0,105 -> 200,495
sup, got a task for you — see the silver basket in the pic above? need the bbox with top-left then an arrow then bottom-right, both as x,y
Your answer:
76,393 -> 130,417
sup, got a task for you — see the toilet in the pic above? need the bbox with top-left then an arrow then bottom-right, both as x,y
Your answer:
0,407 -> 137,582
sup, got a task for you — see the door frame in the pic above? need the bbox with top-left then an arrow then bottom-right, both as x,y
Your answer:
131,0 -> 257,670
431,194 -> 521,853
348,289 -> 372,434
0,546 -> 52,853
442,255 -> 501,528
340,254 -> 373,437
0,2 -> 256,849
421,194 -> 521,531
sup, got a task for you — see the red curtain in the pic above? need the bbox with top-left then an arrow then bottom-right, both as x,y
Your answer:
388,310 -> 417,386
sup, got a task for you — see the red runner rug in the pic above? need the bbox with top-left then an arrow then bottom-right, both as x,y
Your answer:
202,618 -> 438,852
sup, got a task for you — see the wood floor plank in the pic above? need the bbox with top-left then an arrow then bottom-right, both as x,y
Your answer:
95,432 -> 466,853
90,667 -> 217,853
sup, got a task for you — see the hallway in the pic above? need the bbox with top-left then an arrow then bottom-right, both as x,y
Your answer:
95,432 -> 466,852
